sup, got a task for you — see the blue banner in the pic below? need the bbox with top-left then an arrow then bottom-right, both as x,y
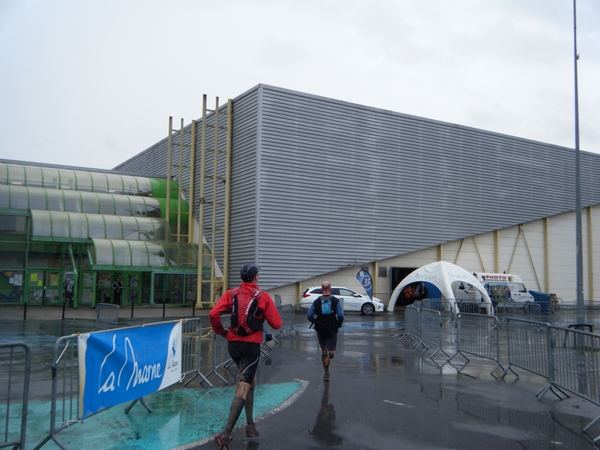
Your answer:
78,321 -> 182,419
357,270 -> 373,300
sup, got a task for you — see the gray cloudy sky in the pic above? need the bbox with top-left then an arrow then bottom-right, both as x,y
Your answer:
1,0 -> 599,170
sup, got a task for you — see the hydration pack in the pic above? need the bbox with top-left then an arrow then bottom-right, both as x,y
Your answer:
230,287 -> 264,336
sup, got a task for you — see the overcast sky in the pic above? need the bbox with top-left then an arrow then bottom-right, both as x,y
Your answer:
1,0 -> 599,170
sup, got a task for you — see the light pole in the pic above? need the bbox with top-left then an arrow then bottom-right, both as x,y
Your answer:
573,0 -> 584,324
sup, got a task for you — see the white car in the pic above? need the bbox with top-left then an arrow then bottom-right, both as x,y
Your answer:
300,286 -> 385,315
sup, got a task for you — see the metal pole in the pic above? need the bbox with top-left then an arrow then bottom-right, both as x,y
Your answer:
573,0 -> 584,324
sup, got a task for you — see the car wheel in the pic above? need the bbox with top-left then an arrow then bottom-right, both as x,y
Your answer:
361,303 -> 375,315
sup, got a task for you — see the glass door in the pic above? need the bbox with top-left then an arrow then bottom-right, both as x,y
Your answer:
79,271 -> 94,305
97,272 -> 113,304
27,271 -> 44,304
44,271 -> 62,304
123,272 -> 140,305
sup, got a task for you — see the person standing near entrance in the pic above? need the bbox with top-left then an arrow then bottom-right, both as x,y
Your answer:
111,277 -> 123,306
306,281 -> 344,382
209,264 -> 282,449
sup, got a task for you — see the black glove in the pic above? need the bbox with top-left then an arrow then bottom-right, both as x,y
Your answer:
221,329 -> 229,338
265,333 -> 273,342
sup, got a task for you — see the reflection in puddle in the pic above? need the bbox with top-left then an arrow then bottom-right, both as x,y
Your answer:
310,383 -> 343,447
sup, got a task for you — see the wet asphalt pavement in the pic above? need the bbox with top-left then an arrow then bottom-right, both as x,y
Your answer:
2,305 -> 600,449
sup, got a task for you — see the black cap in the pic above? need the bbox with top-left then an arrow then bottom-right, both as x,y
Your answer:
240,264 -> 259,282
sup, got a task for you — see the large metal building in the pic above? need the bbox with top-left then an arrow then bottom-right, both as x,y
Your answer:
115,84 -> 600,305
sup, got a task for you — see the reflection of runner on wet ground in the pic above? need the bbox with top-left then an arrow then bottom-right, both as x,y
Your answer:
309,383 -> 343,447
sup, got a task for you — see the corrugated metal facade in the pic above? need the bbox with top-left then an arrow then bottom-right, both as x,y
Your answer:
115,84 -> 600,290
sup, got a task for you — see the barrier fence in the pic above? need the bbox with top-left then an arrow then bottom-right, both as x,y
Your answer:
398,304 -> 420,345
495,303 -> 542,325
502,319 -> 550,389
33,333 -> 79,450
449,313 -> 503,376
421,299 -> 454,325
498,318 -> 600,442
419,308 -> 451,362
93,303 -> 119,331
0,342 -> 31,450
10,299 -> 600,447
28,318 -> 208,450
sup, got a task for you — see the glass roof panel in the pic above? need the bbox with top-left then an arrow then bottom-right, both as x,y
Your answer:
144,198 -> 162,217
7,164 -> 25,186
114,195 -> 132,216
98,195 -> 116,215
28,188 -> 47,210
89,239 -> 198,268
107,174 -> 124,194
130,241 -> 149,266
0,186 -> 9,208
151,220 -> 169,241
58,169 -> 75,190
69,213 -> 88,239
48,211 -> 70,238
112,240 -> 131,266
136,177 -> 153,196
81,192 -> 100,214
63,191 -> 82,213
0,163 -> 7,184
42,167 -> 59,189
121,175 -> 138,195
9,186 -> 28,210
24,165 -> 43,188
129,197 -> 147,217
75,171 -> 93,192
90,172 -> 108,193
180,244 -> 197,267
87,215 -> 106,238
163,243 -> 181,267
92,238 -> 114,265
146,242 -> 166,267
45,190 -> 64,211
134,217 -> 156,241
121,217 -> 140,240
31,211 -> 52,237
103,215 -> 123,240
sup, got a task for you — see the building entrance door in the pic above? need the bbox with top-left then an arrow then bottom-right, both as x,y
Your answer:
79,272 -> 94,305
97,272 -> 113,304
26,270 -> 62,305
123,272 -> 141,306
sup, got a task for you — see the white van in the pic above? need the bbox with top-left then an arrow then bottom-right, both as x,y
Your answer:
472,272 -> 534,303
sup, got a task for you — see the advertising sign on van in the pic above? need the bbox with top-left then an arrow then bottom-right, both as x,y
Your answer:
481,274 -> 510,282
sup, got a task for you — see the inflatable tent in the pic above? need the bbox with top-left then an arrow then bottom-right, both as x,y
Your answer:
386,261 -> 493,315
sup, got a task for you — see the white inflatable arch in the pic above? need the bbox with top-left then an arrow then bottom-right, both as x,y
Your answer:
387,261 -> 493,315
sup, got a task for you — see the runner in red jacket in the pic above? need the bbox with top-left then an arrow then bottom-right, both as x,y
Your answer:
209,264 -> 282,449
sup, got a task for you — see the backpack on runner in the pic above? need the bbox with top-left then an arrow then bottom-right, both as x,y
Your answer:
230,287 -> 264,336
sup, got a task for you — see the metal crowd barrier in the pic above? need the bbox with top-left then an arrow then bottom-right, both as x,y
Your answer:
449,313 -> 503,377
33,319 -> 206,450
419,308 -> 451,362
93,303 -> 119,331
495,302 -> 542,325
455,301 -> 488,315
0,342 -> 31,450
205,319 -> 233,385
180,318 -> 212,388
549,304 -> 600,329
279,304 -> 299,337
399,304 -> 420,344
545,325 -> 600,442
33,334 -> 80,450
501,319 -> 550,392
421,298 -> 455,326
